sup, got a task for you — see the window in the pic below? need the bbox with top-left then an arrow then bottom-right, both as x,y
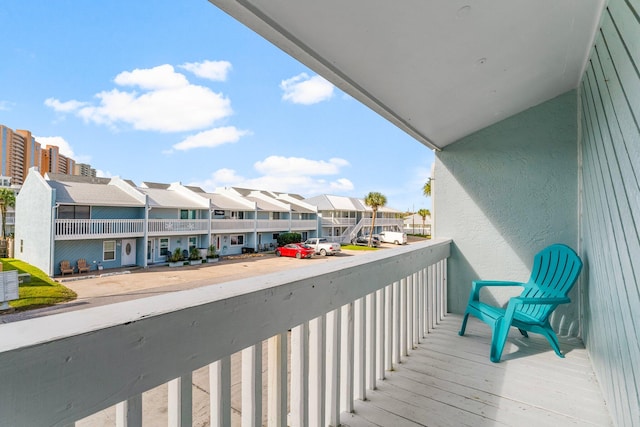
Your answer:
188,236 -> 197,251
103,240 -> 116,261
272,233 -> 280,240
159,238 -> 169,256
58,205 -> 90,219
230,234 -> 244,246
180,209 -> 196,219
231,211 -> 244,219
272,212 -> 281,220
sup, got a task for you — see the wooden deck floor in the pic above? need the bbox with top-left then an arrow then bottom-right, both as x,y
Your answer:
340,314 -> 612,427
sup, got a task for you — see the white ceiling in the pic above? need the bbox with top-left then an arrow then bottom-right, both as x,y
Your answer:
208,0 -> 605,150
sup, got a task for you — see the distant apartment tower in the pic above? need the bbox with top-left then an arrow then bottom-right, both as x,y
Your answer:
1,124 -> 92,182
41,144 -> 75,175
0,125 -> 30,184
74,163 -> 96,177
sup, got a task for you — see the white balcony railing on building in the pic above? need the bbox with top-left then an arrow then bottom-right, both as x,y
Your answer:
256,219 -> 291,231
55,219 -> 145,240
321,218 -> 357,226
147,219 -> 209,236
0,239 -> 450,426
211,218 -> 256,232
290,219 -> 317,230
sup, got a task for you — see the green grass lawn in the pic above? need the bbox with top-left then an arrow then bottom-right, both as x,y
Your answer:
341,244 -> 379,251
2,259 -> 77,311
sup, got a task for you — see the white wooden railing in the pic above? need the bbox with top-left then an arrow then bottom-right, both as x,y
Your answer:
290,219 -> 318,230
0,239 -> 450,426
147,219 -> 209,235
210,218 -> 256,232
55,219 -> 145,240
321,218 -> 357,226
256,219 -> 291,231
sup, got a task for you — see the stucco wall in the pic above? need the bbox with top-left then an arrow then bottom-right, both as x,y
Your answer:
434,90 -> 579,336
579,2 -> 640,425
14,171 -> 55,275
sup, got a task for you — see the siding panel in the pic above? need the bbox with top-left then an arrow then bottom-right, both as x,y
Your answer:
580,2 -> 640,426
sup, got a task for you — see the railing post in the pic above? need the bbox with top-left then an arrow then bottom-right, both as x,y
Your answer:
309,315 -> 326,427
327,308 -> 341,427
366,292 -> 376,390
340,303 -> 354,413
401,277 -> 408,357
376,288 -> 385,380
116,395 -> 142,427
268,333 -> 287,427
392,281 -> 401,365
407,274 -> 414,351
242,344 -> 262,427
168,373 -> 192,427
384,284 -> 393,371
210,357 -> 231,427
291,322 -> 309,427
413,272 -> 420,347
354,297 -> 366,400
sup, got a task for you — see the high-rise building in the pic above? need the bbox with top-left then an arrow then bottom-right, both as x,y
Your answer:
0,124 -> 91,184
74,163 -> 97,177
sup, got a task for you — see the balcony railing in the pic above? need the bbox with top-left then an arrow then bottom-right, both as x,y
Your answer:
256,219 -> 292,231
147,219 -> 209,236
0,239 -> 450,426
290,219 -> 317,230
321,217 -> 357,226
55,219 -> 145,240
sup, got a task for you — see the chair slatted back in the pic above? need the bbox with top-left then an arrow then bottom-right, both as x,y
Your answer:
519,244 -> 583,321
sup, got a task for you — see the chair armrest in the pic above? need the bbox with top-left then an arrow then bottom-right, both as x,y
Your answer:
469,280 -> 524,301
511,296 -> 571,305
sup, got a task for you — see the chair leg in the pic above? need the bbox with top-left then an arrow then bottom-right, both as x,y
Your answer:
490,318 -> 510,363
459,312 -> 470,336
518,328 -> 529,338
539,327 -> 564,358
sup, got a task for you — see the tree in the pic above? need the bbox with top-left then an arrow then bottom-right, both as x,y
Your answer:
417,208 -> 430,234
364,192 -> 387,247
0,188 -> 16,239
423,177 -> 432,197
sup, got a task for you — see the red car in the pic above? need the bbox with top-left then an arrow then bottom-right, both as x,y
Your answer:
275,243 -> 315,259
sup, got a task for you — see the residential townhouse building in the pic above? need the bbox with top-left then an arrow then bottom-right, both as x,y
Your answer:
304,194 -> 404,243
14,172 -> 320,276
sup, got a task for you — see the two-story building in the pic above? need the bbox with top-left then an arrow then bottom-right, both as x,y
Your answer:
14,172 -> 321,275
304,194 -> 404,243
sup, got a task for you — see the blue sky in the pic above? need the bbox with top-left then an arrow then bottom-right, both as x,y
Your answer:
0,0 -> 433,212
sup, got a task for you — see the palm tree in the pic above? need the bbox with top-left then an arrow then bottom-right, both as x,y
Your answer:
0,188 -> 16,239
417,208 -> 430,234
364,192 -> 387,247
423,177 -> 432,197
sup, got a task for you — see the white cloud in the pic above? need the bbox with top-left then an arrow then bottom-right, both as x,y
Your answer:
172,126 -> 249,151
189,155 -> 353,196
45,64 -> 233,133
254,156 -> 348,176
0,100 -> 13,111
44,98 -> 87,113
281,73 -> 334,105
114,64 -> 189,90
35,136 -> 75,158
95,169 -> 113,178
180,60 -> 232,82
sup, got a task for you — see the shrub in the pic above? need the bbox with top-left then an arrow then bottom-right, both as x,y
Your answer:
277,232 -> 302,246
169,248 -> 184,262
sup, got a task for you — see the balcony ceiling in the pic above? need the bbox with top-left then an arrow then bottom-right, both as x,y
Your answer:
209,0 -> 605,150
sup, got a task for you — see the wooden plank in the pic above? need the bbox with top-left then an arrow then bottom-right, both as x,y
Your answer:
241,344 -> 262,427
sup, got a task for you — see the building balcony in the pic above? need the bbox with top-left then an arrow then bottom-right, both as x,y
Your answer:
147,219 -> 209,236
55,219 -> 145,240
290,219 -> 318,231
321,217 -> 357,226
0,239 -> 610,426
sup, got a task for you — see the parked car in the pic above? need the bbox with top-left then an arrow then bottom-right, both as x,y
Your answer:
275,243 -> 315,259
351,235 -> 381,247
378,231 -> 407,245
303,238 -> 342,256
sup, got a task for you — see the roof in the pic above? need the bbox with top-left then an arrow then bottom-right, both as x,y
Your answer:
49,180 -> 143,207
204,193 -> 254,210
246,196 -> 289,212
208,1 -> 604,149
137,187 -> 206,209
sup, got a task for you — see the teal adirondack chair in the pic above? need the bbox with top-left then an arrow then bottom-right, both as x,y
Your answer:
458,244 -> 583,363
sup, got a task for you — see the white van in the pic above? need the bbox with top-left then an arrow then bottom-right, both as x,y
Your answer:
378,231 -> 407,245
